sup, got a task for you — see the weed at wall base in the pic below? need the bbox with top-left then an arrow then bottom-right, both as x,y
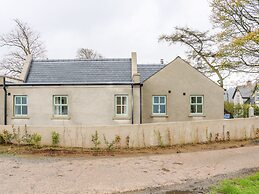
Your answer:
31,133 -> 42,148
91,131 -> 101,150
51,131 -> 60,147
154,130 -> 164,147
125,135 -> 130,148
114,135 -> 121,148
103,134 -> 115,151
12,126 -> 22,145
226,131 -> 230,141
167,129 -> 172,146
0,130 -> 13,144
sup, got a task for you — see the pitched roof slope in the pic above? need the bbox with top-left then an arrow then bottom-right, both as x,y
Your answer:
137,64 -> 165,83
26,58 -> 132,83
233,84 -> 255,99
25,58 -> 165,84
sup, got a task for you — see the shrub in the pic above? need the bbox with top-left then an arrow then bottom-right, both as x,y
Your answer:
0,130 -> 13,144
31,133 -> 42,148
253,105 -> 259,116
91,131 -> 101,150
51,131 -> 60,146
0,134 -> 4,144
224,102 -> 259,118
224,102 -> 234,117
234,104 -> 250,118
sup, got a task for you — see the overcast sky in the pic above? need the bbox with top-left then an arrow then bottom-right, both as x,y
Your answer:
0,0 -> 212,64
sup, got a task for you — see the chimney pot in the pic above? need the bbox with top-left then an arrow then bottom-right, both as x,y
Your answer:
246,80 -> 252,86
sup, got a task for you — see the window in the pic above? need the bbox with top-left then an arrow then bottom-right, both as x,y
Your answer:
256,93 -> 259,102
152,96 -> 166,115
14,95 -> 28,116
190,96 -> 203,114
53,96 -> 68,116
115,95 -> 128,116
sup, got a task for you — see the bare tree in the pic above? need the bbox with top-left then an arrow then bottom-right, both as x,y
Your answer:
210,0 -> 259,73
0,19 -> 46,77
76,48 -> 103,59
159,27 -> 230,87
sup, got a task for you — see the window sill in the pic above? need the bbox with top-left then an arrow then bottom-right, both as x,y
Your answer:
113,116 -> 131,120
12,116 -> 30,119
51,116 -> 71,120
188,114 -> 206,117
150,114 -> 168,118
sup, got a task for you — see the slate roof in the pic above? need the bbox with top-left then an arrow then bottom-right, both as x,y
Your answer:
235,84 -> 255,99
26,58 -> 132,84
25,58 -> 165,84
137,64 -> 165,83
224,87 -> 235,102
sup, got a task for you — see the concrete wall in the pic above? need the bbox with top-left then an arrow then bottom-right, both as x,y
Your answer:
1,117 -> 258,148
142,57 -> 224,123
3,85 -> 138,126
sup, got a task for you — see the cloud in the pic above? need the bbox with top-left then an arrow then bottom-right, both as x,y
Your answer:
0,0 -> 211,63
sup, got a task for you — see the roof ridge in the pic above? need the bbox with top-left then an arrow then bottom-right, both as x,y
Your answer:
138,64 -> 164,66
33,58 -> 131,62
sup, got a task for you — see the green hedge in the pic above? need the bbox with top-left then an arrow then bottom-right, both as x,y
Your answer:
224,102 -> 259,118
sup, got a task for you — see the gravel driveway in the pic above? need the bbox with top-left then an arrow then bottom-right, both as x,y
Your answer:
0,146 -> 258,194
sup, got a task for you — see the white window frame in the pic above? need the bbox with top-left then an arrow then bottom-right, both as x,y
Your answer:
152,95 -> 167,115
115,95 -> 128,116
190,95 -> 204,114
14,95 -> 28,116
53,95 -> 69,116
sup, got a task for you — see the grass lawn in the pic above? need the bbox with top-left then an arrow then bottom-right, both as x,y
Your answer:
210,172 -> 259,194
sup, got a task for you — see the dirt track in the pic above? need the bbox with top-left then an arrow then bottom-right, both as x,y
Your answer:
0,145 -> 258,194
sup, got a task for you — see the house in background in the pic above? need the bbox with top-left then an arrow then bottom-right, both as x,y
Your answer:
224,87 -> 235,103
0,52 -> 224,126
232,81 -> 259,106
